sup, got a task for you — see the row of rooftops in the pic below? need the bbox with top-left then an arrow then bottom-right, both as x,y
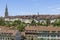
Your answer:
0,25 -> 60,36
1,25 -> 60,36
0,26 -> 18,36
4,15 -> 60,19
25,26 -> 60,33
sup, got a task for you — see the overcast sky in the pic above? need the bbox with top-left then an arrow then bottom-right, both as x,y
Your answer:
0,0 -> 60,16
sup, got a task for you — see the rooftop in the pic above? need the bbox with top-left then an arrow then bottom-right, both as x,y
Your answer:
5,15 -> 60,19
25,26 -> 60,32
0,26 -> 18,36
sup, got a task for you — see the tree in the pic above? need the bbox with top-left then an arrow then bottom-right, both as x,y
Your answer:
0,17 -> 5,26
37,21 -> 40,26
16,21 -> 26,32
30,19 -> 36,26
5,21 -> 13,27
53,19 -> 60,26
17,24 -> 25,32
40,21 -> 46,26
46,19 -> 50,26
12,20 -> 21,26
37,21 -> 41,26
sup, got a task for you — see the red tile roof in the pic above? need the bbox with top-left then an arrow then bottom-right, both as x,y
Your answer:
25,26 -> 60,33
0,26 -> 18,36
4,15 -> 60,19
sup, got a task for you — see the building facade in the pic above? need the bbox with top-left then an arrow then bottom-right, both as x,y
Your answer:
0,26 -> 21,40
25,26 -> 60,40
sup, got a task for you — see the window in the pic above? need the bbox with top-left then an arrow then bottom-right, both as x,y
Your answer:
57,35 -> 60,37
51,35 -> 56,37
26,30 -> 30,32
52,31 -> 56,32
43,31 -> 50,32
58,31 -> 60,33
52,31 -> 56,33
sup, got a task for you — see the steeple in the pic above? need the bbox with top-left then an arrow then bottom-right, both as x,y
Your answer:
5,4 -> 8,17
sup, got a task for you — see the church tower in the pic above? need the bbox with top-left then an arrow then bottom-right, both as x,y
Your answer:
5,4 -> 8,17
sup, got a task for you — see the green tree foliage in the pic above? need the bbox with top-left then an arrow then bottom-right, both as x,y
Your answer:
40,21 -> 46,26
46,19 -> 50,26
5,21 -> 12,27
17,25 -> 24,31
53,19 -> 60,26
12,20 -> 21,26
17,23 -> 25,32
30,19 -> 36,26
0,17 -> 5,26
37,21 -> 47,26
37,21 -> 41,26
12,20 -> 26,32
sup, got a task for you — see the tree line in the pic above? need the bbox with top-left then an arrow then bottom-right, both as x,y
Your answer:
0,17 -> 60,32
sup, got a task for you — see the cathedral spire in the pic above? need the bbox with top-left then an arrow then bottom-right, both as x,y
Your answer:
5,4 -> 8,17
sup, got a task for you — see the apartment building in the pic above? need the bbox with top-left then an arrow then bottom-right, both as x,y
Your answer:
0,26 -> 21,40
25,26 -> 60,40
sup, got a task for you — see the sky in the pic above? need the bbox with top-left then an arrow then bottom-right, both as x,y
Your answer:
0,0 -> 60,16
